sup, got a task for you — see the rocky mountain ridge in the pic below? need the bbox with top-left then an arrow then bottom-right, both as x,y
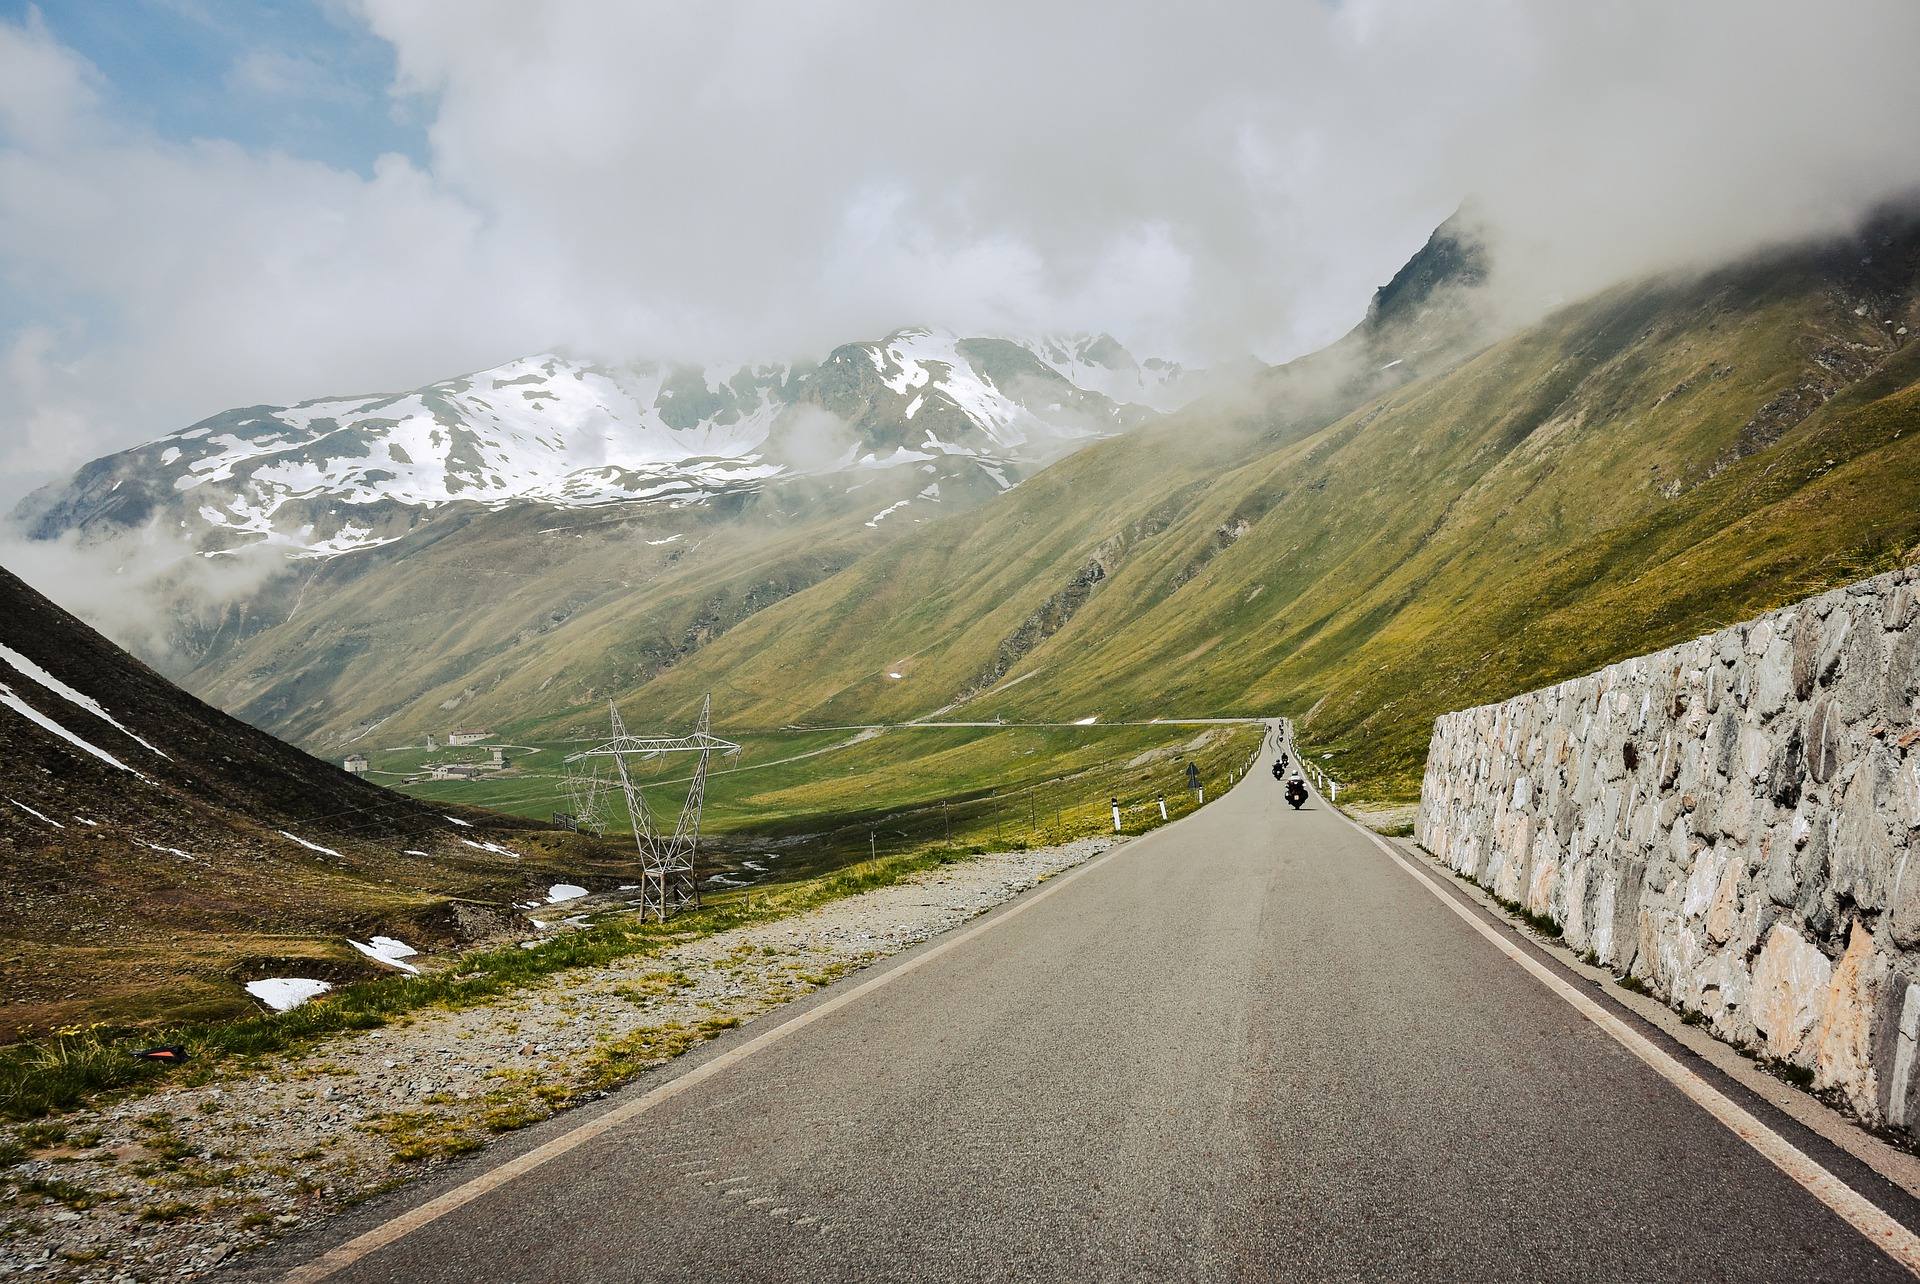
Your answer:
15,329 -> 1194,560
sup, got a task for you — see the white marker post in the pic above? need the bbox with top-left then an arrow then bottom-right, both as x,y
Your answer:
1157,794 -> 1168,820
1111,797 -> 1122,832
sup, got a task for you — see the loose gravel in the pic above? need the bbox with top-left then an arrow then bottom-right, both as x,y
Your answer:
0,838 -> 1115,1281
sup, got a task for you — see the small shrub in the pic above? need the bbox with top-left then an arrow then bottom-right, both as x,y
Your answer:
1516,907 -> 1563,938
360,1112 -> 485,1165
480,1098 -> 547,1134
1769,1060 -> 1816,1088
1491,892 -> 1562,938
138,1200 -> 196,1223
17,1122 -> 66,1149
22,1177 -> 106,1210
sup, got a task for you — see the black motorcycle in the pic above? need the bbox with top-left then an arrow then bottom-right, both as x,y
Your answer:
1285,777 -> 1308,809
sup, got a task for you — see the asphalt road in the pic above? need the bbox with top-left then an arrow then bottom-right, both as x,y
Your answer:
268,726 -> 1920,1283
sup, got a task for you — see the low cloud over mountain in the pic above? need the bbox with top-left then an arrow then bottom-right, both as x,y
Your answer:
3,0 -> 1919,508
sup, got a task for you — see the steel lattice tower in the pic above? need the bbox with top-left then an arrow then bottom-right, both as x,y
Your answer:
564,695 -> 740,921
561,757 -> 614,836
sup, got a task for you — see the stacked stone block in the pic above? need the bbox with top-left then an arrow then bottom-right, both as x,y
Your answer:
1417,566 -> 1920,1130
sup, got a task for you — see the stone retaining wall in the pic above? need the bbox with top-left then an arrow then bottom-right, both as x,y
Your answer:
1417,566 -> 1920,1132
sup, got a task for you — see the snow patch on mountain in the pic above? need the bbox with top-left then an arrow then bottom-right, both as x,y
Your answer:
24,331 -> 1198,559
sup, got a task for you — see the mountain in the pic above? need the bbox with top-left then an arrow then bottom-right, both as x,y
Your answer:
16,329 -> 1193,562
0,565 -> 610,1038
516,206 -> 1920,803
92,219 -> 1493,752
25,205 -> 1920,828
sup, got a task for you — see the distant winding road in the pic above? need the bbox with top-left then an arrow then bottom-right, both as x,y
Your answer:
261,722 -> 1920,1282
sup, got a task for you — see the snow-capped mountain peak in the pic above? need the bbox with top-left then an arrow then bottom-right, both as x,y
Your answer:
19,331 -> 1199,558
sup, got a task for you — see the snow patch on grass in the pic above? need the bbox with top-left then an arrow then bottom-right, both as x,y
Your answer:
245,978 -> 331,1012
349,936 -> 421,974
0,684 -> 150,779
7,798 -> 63,828
864,500 -> 910,528
0,643 -> 169,758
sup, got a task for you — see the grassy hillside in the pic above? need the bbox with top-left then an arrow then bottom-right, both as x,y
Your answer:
595,214 -> 1920,802
0,568 -> 629,1039
184,457 -> 1011,749
165,211 -> 1920,821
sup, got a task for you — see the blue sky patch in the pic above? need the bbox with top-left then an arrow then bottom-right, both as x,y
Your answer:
6,0 -> 429,174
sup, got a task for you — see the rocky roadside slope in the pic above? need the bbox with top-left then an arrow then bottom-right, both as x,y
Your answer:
0,837 -> 1115,1281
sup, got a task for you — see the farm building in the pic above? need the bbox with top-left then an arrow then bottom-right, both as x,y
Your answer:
489,745 -> 510,767
448,728 -> 493,746
343,753 -> 369,776
430,763 -> 488,781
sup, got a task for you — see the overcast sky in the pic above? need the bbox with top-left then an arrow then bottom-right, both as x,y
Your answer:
3,0 -> 1919,506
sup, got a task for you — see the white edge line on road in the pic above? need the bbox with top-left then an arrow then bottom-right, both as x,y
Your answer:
282,839 -> 1136,1283
1342,812 -> 1920,1278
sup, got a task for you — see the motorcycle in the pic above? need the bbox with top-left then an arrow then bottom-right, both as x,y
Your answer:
1285,777 -> 1308,809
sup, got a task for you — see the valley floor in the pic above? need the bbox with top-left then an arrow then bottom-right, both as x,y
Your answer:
0,837 -> 1115,1281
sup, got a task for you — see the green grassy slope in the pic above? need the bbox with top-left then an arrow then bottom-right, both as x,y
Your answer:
382,721 -> 1267,884
604,217 -> 1920,802
186,469 -> 947,747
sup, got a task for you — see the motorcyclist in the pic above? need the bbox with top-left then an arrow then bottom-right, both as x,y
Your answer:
1285,773 -> 1308,809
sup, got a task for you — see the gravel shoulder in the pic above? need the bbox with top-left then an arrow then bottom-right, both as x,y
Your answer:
0,837 -> 1116,1281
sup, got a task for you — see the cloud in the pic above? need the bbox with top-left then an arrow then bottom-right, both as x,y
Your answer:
3,0 -> 1920,510
0,521 -> 287,669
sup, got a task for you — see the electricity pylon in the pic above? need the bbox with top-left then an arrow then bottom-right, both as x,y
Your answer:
563,695 -> 740,921
560,758 -> 614,836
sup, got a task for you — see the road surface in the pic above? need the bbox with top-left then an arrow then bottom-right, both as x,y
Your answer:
265,725 -> 1920,1282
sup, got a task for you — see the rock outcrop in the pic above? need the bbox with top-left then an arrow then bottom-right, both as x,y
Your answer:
1417,565 -> 1920,1131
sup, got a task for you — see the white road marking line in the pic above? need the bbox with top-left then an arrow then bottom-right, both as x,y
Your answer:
281,839 -> 1134,1283
1343,813 -> 1920,1278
